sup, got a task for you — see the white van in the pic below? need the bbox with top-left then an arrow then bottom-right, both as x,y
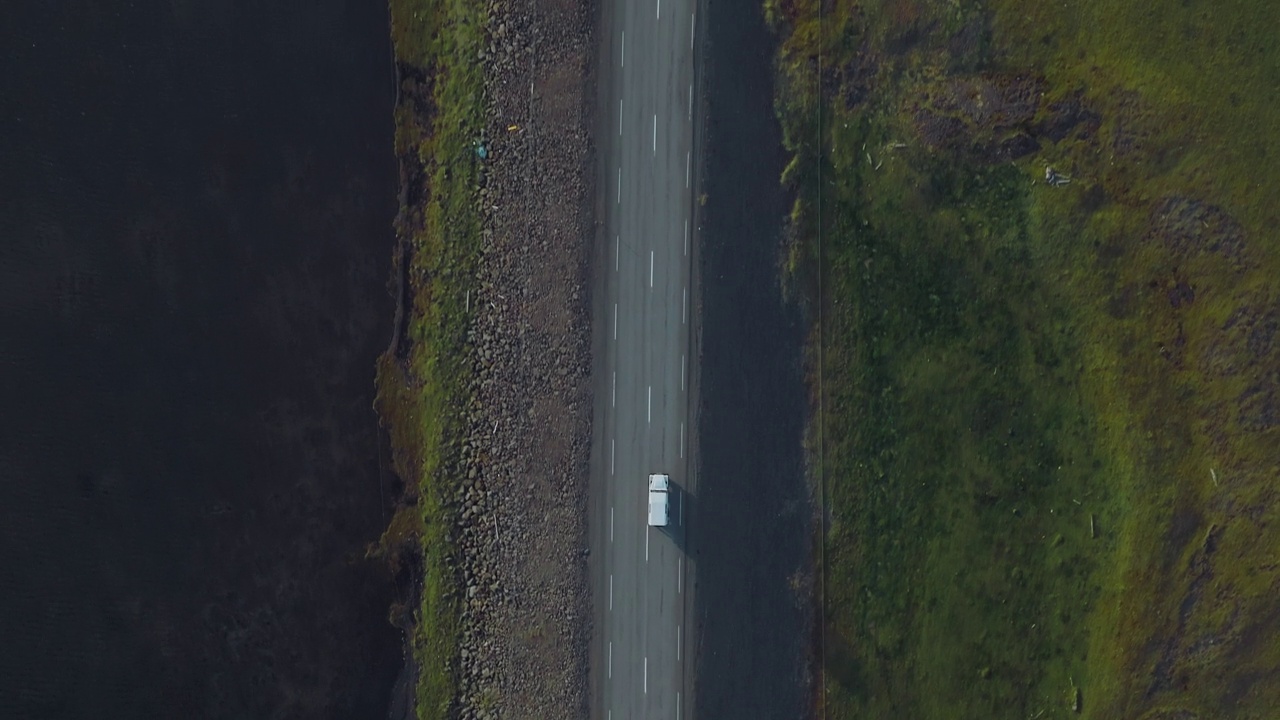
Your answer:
647,474 -> 671,527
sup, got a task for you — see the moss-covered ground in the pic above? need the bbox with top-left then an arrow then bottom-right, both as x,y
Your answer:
770,0 -> 1280,718
373,0 -> 485,717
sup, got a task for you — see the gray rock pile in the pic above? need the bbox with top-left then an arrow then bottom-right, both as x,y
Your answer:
452,0 -> 596,717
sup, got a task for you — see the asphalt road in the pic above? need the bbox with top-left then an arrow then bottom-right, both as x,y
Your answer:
590,0 -> 699,717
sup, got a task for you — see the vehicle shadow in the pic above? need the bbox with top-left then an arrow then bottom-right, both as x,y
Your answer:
657,480 -> 692,553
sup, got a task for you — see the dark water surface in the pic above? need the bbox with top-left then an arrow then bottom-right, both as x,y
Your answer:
693,0 -> 812,716
0,1 -> 402,717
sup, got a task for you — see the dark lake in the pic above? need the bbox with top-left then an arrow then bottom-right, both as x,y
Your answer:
0,1 -> 403,717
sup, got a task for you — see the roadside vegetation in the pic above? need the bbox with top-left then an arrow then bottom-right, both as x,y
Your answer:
371,0 -> 485,717
770,0 -> 1280,718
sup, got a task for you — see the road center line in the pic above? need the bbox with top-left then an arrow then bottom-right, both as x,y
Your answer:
649,250 -> 654,288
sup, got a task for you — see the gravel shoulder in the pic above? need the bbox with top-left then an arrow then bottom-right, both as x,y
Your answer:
450,0 -> 597,717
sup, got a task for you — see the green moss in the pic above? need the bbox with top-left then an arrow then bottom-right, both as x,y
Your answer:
774,0 -> 1280,718
375,0 -> 485,717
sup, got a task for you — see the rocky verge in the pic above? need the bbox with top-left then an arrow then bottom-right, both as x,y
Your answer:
449,0 -> 596,717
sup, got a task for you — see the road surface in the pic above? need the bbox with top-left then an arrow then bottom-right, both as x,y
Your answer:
590,0 -> 700,717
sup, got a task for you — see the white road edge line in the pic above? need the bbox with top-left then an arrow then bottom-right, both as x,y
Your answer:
650,250 -> 654,288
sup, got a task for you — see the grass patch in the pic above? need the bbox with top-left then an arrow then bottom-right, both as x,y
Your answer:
372,0 -> 486,717
772,0 -> 1280,718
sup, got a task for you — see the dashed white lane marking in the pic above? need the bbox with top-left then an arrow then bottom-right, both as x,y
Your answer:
609,573 -> 614,608
650,250 -> 654,288
688,84 -> 693,121
684,219 -> 688,256
656,0 -> 660,20
644,657 -> 648,694
686,151 -> 690,188
677,692 -> 681,720
678,557 -> 683,593
615,235 -> 620,271
617,166 -> 621,202
619,98 -> 623,136
682,287 -> 687,324
680,488 -> 684,524
680,421 -> 685,458
611,438 -> 615,475
690,11 -> 695,49
608,641 -> 612,678
652,114 -> 657,155
621,30 -> 625,68
612,370 -> 616,407
613,302 -> 618,340
681,354 -> 686,392
610,506 -> 615,543
678,625 -> 681,661
647,385 -> 652,423
645,525 -> 650,562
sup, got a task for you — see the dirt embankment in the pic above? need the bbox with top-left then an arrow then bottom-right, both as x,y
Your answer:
450,0 -> 596,717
